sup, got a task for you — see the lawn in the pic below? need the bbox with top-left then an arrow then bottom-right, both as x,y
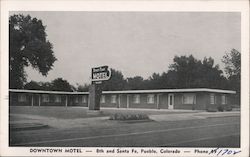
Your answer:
9,106 -> 198,119
10,106 -> 108,119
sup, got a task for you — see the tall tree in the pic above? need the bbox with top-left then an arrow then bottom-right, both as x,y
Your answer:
169,55 -> 199,88
168,55 -> 226,89
9,14 -> 57,89
222,49 -> 241,77
222,49 -> 241,105
199,57 -> 226,89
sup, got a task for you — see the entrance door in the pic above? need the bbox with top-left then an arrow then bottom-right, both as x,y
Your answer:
168,94 -> 174,109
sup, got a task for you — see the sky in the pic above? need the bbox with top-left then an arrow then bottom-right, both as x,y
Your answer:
11,12 -> 241,86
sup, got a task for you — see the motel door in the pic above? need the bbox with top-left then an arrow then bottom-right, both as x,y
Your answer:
168,94 -> 174,109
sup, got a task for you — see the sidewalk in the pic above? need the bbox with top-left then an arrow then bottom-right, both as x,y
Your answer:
149,111 -> 240,122
195,111 -> 240,118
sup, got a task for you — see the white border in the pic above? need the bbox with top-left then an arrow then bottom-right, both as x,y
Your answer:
1,0 -> 249,156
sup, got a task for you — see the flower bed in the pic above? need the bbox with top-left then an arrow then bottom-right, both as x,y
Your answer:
109,113 -> 149,121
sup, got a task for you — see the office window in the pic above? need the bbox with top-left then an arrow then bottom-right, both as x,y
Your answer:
18,94 -> 27,102
147,94 -> 155,104
54,95 -> 61,103
221,95 -> 227,104
133,94 -> 140,104
183,93 -> 196,104
100,95 -> 105,103
111,95 -> 117,103
82,95 -> 87,103
210,94 -> 215,104
42,94 -> 49,102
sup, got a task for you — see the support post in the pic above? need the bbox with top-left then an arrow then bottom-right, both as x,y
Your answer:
87,95 -> 90,107
38,95 -> 41,106
31,94 -> 34,106
88,84 -> 102,110
65,95 -> 68,107
156,94 -> 160,109
126,94 -> 129,108
118,95 -> 121,108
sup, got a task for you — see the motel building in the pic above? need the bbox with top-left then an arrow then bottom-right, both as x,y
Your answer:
9,88 -> 236,110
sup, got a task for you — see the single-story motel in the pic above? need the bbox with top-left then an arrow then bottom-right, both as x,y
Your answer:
9,88 -> 237,110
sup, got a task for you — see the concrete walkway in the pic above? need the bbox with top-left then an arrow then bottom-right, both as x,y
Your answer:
149,111 -> 240,122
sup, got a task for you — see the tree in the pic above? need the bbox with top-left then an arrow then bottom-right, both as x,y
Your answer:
169,55 -> 199,88
9,14 -> 57,89
196,57 -> 227,88
146,73 -> 165,89
24,81 -> 42,90
126,76 -> 145,90
40,82 -> 53,91
160,71 -> 179,89
222,49 -> 241,105
168,55 -> 226,89
50,78 -> 73,92
76,83 -> 90,92
24,81 -> 52,91
102,69 -> 126,91
222,49 -> 241,77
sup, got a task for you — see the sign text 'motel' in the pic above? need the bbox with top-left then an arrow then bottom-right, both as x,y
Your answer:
91,66 -> 111,82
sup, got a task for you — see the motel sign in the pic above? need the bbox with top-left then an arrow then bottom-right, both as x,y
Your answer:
91,65 -> 111,82
89,65 -> 111,110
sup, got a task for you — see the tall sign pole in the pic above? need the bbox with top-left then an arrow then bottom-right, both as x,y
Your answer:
88,66 -> 111,110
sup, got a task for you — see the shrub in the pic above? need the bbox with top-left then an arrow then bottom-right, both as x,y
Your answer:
206,108 -> 217,112
109,113 -> 149,121
217,105 -> 224,112
224,105 -> 232,111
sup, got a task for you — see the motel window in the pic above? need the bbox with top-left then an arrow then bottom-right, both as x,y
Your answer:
111,95 -> 117,103
18,94 -> 27,102
147,94 -> 155,104
183,93 -> 196,104
74,96 -> 79,103
210,94 -> 216,104
221,95 -> 227,104
42,94 -> 49,102
100,95 -> 105,103
82,95 -> 87,103
54,95 -> 61,103
133,94 -> 140,104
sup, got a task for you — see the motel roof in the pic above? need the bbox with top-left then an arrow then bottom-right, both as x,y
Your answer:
9,88 -> 236,94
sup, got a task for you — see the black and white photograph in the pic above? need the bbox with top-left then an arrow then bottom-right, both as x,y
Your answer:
1,0 -> 249,157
